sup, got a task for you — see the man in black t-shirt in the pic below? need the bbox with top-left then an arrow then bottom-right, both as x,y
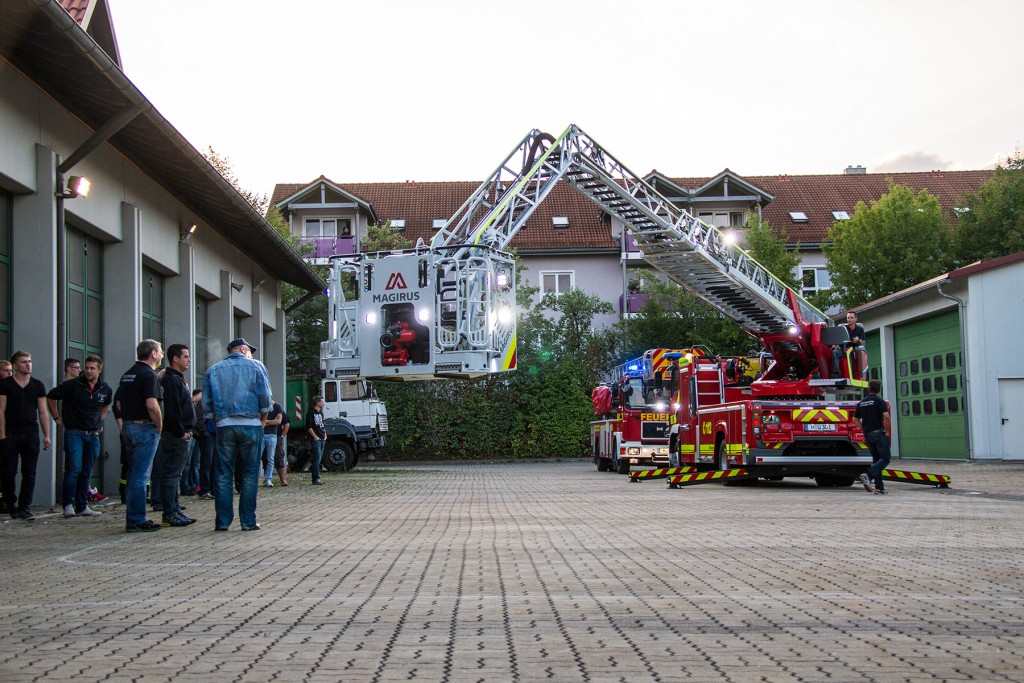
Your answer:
854,379 -> 891,494
47,354 -> 113,518
119,340 -> 165,532
0,351 -> 52,519
832,311 -> 866,379
305,396 -> 326,484
261,401 -> 284,487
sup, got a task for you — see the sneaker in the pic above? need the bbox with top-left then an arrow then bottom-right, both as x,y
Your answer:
859,473 -> 874,492
873,489 -> 887,495
77,507 -> 102,517
14,509 -> 35,520
63,504 -> 75,518
126,520 -> 161,532
88,492 -> 108,503
312,479 -> 323,486
161,515 -> 194,527
241,523 -> 261,531
263,479 -> 273,488
198,492 -> 214,500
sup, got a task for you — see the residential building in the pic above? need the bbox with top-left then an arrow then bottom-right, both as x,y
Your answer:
272,166 -> 991,329
1,0 -> 322,503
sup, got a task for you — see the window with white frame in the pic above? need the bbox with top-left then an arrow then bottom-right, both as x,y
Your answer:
304,218 -> 350,238
698,211 -> 745,228
540,271 -> 574,296
801,267 -> 831,296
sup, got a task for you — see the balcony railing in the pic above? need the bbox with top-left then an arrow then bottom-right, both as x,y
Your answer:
298,236 -> 357,259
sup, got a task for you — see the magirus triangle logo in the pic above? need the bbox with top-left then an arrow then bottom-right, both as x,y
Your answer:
385,273 -> 408,290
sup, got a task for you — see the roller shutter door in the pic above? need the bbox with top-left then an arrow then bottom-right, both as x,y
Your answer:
893,310 -> 965,459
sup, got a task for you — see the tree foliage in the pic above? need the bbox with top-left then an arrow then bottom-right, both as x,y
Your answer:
611,270 -> 754,361
204,146 -> 269,214
742,213 -> 801,290
822,182 -> 955,310
377,281 -> 612,460
954,151 -> 1024,264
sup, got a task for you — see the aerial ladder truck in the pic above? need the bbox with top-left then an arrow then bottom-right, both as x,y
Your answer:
318,123 -> 948,488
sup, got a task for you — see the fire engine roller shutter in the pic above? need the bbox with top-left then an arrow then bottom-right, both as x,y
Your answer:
893,310 -> 965,460
865,331 -> 881,382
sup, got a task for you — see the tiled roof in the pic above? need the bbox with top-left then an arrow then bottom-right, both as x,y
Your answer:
273,169 -> 992,252
58,0 -> 89,23
722,170 -> 993,245
273,179 -> 619,253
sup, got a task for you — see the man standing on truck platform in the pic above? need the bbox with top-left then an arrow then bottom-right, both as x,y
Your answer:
854,379 -> 891,494
306,396 -> 326,485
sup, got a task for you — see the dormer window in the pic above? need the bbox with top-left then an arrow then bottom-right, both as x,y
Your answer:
788,211 -> 809,223
552,216 -> 569,228
832,211 -> 850,220
432,219 -> 446,230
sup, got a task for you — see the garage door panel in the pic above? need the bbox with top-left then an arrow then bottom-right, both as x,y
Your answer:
894,310 -> 965,460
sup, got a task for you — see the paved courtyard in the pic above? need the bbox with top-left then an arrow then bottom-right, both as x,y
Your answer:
2,459 -> 1023,682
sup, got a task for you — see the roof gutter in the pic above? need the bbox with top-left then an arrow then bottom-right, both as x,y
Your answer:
935,280 -> 973,462
34,0 -> 323,293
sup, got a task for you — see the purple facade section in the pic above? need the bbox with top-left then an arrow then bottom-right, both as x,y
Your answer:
619,292 -> 649,314
300,236 -> 357,258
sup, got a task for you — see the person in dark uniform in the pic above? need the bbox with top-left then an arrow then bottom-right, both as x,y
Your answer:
46,354 -> 113,518
832,311 -> 866,378
0,351 -> 52,520
157,344 -> 196,527
118,339 -> 165,532
854,379 -> 891,494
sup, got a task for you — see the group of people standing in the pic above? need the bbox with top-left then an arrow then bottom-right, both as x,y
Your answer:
1,336 -> 299,532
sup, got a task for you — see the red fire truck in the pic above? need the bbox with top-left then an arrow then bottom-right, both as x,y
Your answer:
591,349 -> 698,474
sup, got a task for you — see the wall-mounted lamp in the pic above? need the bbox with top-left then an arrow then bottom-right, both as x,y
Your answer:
56,175 -> 92,199
180,223 -> 198,243
252,277 -> 266,292
231,282 -> 244,293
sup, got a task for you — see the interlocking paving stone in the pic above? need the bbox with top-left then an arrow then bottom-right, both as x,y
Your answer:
2,460 -> 1024,682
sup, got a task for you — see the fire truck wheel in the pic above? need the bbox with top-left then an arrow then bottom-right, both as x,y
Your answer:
717,440 -> 729,471
596,455 -> 610,472
616,457 -> 630,475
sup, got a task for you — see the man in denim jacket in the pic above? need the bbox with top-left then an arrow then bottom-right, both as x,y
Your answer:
202,338 -> 272,531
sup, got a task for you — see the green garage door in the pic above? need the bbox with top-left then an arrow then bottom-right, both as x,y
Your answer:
893,310 -> 965,459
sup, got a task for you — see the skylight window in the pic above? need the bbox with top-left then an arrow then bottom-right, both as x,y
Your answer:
832,210 -> 850,220
789,211 -> 809,223
432,219 -> 447,229
552,216 -> 569,228
391,219 -> 406,230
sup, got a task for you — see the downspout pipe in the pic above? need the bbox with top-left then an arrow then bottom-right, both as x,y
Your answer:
936,279 -> 973,462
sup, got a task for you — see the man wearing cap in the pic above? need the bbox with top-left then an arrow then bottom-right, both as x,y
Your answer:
202,338 -> 272,531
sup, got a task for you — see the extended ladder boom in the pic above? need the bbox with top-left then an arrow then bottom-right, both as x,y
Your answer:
433,124 -> 827,336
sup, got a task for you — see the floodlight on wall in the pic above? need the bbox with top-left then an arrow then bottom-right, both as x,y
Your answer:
252,277 -> 266,292
56,175 -> 92,199
231,282 -> 244,293
180,223 -> 198,243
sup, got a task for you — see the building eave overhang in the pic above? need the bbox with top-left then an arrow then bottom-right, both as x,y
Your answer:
2,0 -> 323,292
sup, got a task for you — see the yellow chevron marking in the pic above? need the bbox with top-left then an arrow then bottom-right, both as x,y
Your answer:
630,466 -> 697,480
881,469 -> 951,486
793,408 -> 849,422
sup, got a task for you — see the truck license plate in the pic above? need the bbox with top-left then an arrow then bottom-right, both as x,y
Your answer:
805,423 -> 837,432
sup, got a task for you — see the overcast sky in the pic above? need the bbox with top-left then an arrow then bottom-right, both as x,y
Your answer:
110,0 -> 1023,197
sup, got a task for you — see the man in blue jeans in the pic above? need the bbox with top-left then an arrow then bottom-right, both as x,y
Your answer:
203,338 -> 271,531
46,354 -> 113,518
118,340 -> 165,532
854,379 -> 891,495
305,395 -> 326,485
